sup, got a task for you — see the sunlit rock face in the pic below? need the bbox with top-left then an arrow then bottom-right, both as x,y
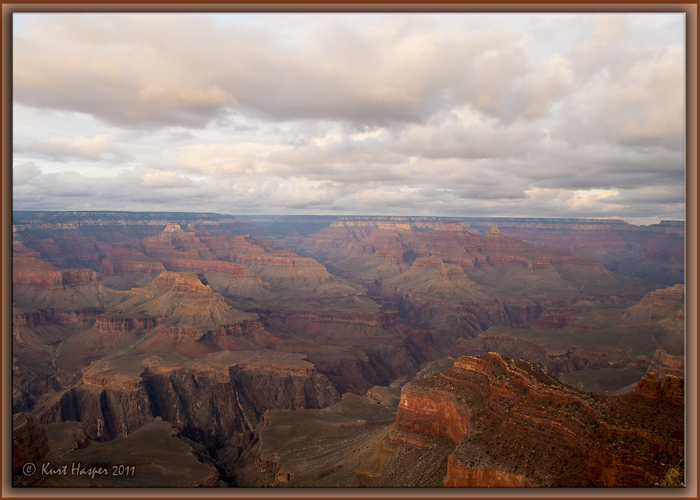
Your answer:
396,386 -> 470,445
394,353 -> 684,487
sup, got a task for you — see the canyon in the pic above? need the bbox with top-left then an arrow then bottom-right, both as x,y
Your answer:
11,211 -> 685,488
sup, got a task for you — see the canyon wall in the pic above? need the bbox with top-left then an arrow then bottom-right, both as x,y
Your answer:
393,353 -> 684,487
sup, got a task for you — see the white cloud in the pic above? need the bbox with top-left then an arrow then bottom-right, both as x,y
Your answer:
164,142 -> 293,175
17,134 -> 135,163
12,12 -> 686,222
13,161 -> 42,185
570,189 -> 619,209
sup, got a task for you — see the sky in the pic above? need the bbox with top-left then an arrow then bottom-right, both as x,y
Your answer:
12,12 -> 686,225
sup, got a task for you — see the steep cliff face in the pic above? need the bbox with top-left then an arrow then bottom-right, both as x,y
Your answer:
12,413 -> 50,474
12,233 -> 110,269
230,360 -> 340,416
99,246 -> 166,289
395,353 -> 684,487
14,308 -> 103,329
262,309 -> 422,393
634,372 -> 684,404
35,351 -> 340,459
36,384 -> 154,443
383,292 -> 543,340
142,368 -> 258,452
233,355 -> 684,488
14,254 -> 101,287
395,386 -> 470,445
638,284 -> 684,316
93,315 -> 160,334
646,348 -> 684,381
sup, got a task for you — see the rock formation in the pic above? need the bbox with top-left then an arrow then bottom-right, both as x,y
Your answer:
11,211 -> 685,489
646,348 -> 684,381
231,353 -> 684,488
12,413 -> 50,482
237,390 -> 399,487
300,217 -> 652,308
31,419 -> 221,487
99,246 -> 166,289
487,225 -> 505,238
434,221 -> 467,232
395,354 -> 684,487
395,385 -> 470,445
13,253 -> 113,310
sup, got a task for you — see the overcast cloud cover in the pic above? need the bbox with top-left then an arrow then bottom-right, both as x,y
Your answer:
13,12 -> 685,225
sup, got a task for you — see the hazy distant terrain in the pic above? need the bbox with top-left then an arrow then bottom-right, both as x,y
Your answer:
12,212 -> 685,488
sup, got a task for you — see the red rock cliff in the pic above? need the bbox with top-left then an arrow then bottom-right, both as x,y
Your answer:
395,386 -> 470,445
394,353 -> 684,487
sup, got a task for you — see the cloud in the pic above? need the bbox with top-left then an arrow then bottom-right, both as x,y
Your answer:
164,142 -> 294,175
390,108 -> 545,160
10,14 -> 596,130
166,128 -> 197,142
12,161 -> 42,184
17,134 -> 135,163
11,159 -> 685,223
12,13 -> 686,222
13,15 -> 238,129
553,16 -> 684,151
569,189 -> 619,209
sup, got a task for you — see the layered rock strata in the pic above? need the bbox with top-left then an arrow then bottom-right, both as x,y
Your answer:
13,253 -> 113,310
396,353 -> 684,487
395,387 -> 469,445
646,348 -> 684,381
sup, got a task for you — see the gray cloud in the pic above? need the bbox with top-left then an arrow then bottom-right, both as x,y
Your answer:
12,13 -> 686,223
12,161 -> 42,184
11,161 -> 685,222
11,14 -> 598,130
